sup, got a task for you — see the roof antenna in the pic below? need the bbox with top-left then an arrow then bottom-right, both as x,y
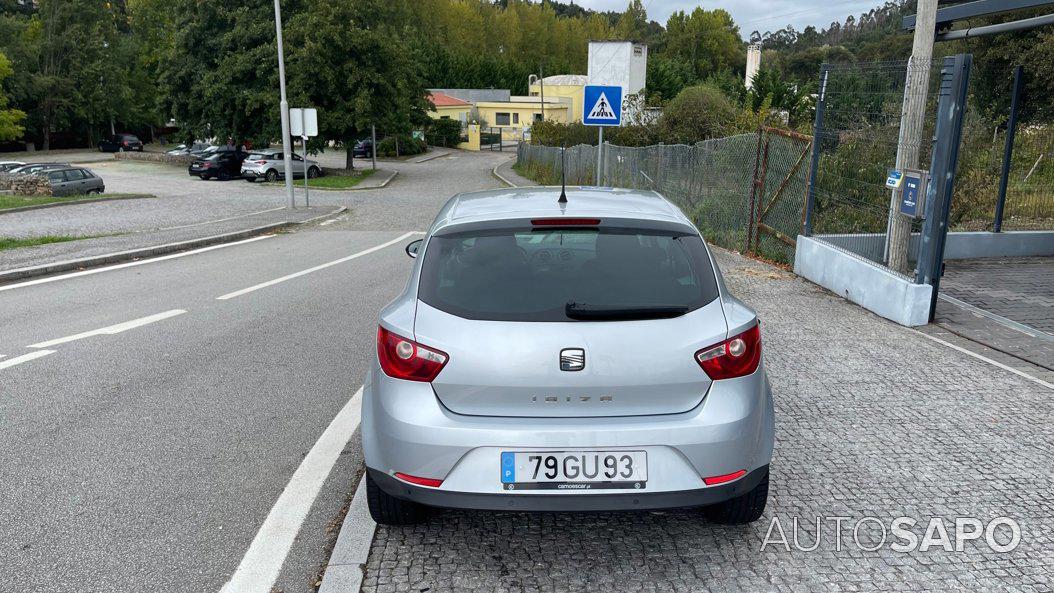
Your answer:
558,145 -> 568,203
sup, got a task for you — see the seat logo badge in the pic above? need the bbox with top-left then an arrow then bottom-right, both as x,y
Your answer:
560,348 -> 585,371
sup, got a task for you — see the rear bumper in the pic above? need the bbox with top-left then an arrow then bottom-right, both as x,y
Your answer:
369,465 -> 769,512
361,361 -> 775,507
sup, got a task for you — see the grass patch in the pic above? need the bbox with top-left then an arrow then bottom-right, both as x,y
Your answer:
0,235 -> 111,251
0,193 -> 155,211
291,169 -> 376,189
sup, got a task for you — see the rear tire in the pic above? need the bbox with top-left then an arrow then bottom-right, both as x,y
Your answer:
199,173 -> 209,180
265,169 -> 278,183
366,472 -> 428,525
703,469 -> 769,525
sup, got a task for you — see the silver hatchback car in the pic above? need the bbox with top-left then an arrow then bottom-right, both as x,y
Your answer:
241,149 -> 321,182
362,187 -> 774,525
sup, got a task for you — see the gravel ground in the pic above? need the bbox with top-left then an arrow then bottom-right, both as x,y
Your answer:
362,247 -> 1053,593
0,150 -> 511,271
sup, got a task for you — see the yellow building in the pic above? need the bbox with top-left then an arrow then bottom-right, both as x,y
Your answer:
474,97 -> 568,141
529,74 -> 587,122
426,91 -> 472,122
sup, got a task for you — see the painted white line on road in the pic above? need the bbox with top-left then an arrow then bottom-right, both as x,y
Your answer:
29,310 -> 187,349
913,329 -> 1053,391
219,387 -> 364,593
217,231 -> 422,300
0,235 -> 274,294
157,207 -> 287,231
0,350 -> 56,370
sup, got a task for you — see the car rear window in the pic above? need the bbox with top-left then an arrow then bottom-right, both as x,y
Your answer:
418,227 -> 719,321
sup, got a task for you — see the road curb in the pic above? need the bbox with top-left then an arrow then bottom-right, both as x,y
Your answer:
414,150 -> 451,163
492,160 -> 518,187
319,475 -> 375,593
0,206 -> 347,285
261,170 -> 397,192
0,194 -> 156,216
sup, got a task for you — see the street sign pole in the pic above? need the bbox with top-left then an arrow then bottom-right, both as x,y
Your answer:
272,0 -> 295,210
583,84 -> 623,187
371,125 -> 377,170
303,135 -> 310,208
596,127 -> 603,186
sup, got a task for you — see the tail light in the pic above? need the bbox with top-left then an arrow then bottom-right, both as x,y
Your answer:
531,218 -> 601,226
394,472 -> 443,487
254,160 -> 267,165
695,324 -> 761,380
122,141 -> 129,146
377,326 -> 448,382
703,469 -> 747,486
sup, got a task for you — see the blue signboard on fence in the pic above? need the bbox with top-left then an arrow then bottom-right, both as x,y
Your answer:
583,85 -> 623,126
899,171 -> 926,218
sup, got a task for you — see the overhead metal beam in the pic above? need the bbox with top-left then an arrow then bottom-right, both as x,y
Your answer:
903,0 -> 1054,30
936,11 -> 1054,39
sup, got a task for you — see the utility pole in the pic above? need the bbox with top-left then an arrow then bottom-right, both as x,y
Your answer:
273,0 -> 295,210
885,0 -> 937,273
539,66 -> 545,122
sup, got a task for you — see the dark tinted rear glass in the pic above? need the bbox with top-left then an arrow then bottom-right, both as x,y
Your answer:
419,227 -> 719,321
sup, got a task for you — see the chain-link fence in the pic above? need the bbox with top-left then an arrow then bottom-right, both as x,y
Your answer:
954,67 -> 1054,232
516,127 -> 812,264
805,60 -> 944,275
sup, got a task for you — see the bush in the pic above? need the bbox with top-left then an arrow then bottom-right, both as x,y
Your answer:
530,120 -> 657,147
658,84 -> 738,144
425,119 -> 462,147
377,135 -> 426,157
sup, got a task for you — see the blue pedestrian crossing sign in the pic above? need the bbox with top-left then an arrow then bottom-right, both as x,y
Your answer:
583,85 -> 622,126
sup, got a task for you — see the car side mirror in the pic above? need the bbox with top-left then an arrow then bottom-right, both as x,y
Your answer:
406,239 -> 423,259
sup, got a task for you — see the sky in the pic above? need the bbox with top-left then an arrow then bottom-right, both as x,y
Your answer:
573,0 -> 887,36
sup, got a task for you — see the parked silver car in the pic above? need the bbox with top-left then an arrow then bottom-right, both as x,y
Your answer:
362,187 -> 775,525
0,160 -> 26,172
41,167 -> 105,196
241,149 -> 321,182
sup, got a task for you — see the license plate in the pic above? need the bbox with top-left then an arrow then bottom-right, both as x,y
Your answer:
500,450 -> 647,491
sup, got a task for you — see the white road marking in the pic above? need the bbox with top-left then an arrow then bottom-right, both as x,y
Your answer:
0,350 -> 56,370
29,310 -> 187,349
0,235 -> 274,294
157,207 -> 287,231
219,387 -> 364,593
913,329 -> 1053,390
217,231 -> 422,300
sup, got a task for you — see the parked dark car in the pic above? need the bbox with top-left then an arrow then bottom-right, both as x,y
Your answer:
9,162 -> 70,175
189,150 -> 247,180
41,167 -> 105,196
353,139 -> 374,158
98,133 -> 144,152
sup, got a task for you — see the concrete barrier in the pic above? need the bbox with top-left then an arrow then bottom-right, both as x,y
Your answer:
794,235 -> 932,327
815,229 -> 1054,263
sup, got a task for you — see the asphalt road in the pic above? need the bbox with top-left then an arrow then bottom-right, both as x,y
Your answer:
0,149 -> 511,593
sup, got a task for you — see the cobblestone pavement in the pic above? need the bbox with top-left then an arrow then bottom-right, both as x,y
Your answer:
940,257 -> 1053,334
362,248 -> 1053,593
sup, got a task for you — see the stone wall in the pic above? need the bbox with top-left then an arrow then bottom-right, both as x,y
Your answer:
0,173 -> 53,196
114,151 -> 196,165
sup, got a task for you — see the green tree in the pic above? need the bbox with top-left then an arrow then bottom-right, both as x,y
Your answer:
658,84 -> 738,143
0,51 -> 25,140
158,0 -> 287,146
664,8 -> 743,82
287,0 -> 428,168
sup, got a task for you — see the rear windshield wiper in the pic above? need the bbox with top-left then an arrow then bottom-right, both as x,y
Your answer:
565,302 -> 688,321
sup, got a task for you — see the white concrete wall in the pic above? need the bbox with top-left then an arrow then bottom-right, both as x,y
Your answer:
794,236 -> 933,327
745,44 -> 762,90
588,41 -> 648,124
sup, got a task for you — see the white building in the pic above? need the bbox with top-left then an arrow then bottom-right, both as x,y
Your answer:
587,41 -> 648,124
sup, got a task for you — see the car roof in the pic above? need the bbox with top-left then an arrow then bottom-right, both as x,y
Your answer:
432,186 -> 693,233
